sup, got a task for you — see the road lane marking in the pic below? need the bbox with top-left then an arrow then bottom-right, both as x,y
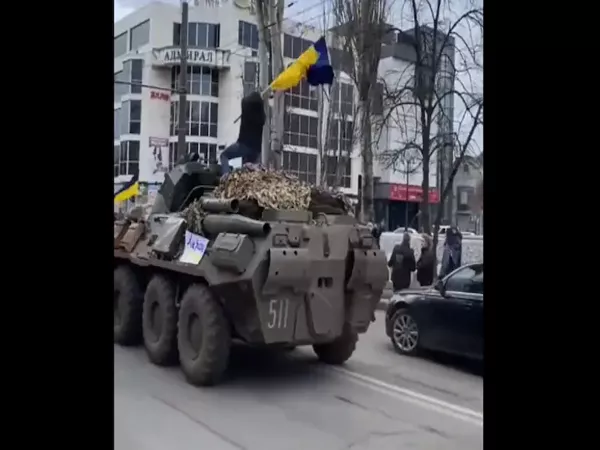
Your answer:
326,366 -> 483,427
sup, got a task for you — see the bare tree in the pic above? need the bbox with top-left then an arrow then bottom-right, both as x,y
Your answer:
316,5 -> 337,186
317,79 -> 337,186
396,148 -> 422,229
331,0 -> 390,222
473,176 -> 483,212
251,0 -> 287,169
376,0 -> 483,265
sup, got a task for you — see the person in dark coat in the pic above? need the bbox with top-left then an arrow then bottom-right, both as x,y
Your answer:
370,223 -> 381,246
416,233 -> 435,286
219,91 -> 266,175
388,232 -> 416,291
439,227 -> 463,278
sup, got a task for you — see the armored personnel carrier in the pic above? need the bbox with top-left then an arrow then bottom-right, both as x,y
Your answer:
114,161 -> 388,386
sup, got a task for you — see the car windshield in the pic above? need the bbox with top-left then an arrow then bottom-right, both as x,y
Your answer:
444,264 -> 484,293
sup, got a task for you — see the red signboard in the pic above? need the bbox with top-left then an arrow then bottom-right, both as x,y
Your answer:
150,90 -> 170,101
389,183 -> 440,203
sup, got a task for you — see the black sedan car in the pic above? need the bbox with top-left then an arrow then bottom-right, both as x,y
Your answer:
385,263 -> 483,360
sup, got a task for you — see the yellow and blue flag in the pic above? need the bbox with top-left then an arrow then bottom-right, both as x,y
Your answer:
270,37 -> 334,91
114,176 -> 140,204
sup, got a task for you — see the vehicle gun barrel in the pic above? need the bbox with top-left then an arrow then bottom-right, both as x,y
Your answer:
202,214 -> 271,237
200,197 -> 240,213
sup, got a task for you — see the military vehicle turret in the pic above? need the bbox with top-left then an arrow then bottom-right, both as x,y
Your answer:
114,161 -> 388,386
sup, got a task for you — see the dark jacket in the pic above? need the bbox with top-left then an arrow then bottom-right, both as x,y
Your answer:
417,247 -> 435,286
237,92 -> 266,160
388,243 -> 416,291
371,226 -> 381,247
439,229 -> 462,279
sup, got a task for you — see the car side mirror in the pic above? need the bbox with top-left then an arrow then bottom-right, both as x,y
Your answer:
434,279 -> 445,294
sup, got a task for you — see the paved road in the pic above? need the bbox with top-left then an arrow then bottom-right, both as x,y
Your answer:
115,311 -> 483,450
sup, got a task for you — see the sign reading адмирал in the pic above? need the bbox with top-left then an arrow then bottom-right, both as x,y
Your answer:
151,47 -> 231,70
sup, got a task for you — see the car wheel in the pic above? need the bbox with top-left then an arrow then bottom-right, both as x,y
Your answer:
390,309 -> 420,356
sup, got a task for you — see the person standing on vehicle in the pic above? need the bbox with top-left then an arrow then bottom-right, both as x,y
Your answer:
416,233 -> 435,286
219,91 -> 266,175
439,227 -> 463,278
388,232 -> 416,291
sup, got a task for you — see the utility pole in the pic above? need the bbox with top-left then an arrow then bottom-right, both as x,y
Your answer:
268,0 -> 285,170
405,161 -> 410,231
177,0 -> 190,162
255,0 -> 271,165
399,151 -> 419,230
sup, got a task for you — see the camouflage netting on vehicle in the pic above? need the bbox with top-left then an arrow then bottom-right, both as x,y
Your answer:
213,164 -> 354,215
179,164 -> 354,234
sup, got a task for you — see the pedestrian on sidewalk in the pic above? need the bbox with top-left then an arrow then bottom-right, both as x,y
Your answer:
416,233 -> 435,286
388,232 -> 416,291
439,227 -> 463,279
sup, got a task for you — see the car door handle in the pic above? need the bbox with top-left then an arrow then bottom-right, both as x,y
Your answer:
459,301 -> 474,309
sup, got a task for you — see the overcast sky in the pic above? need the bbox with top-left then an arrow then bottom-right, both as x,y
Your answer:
115,0 -> 324,23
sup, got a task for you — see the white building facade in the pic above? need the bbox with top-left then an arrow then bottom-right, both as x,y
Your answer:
114,1 -> 362,197
114,1 -> 450,223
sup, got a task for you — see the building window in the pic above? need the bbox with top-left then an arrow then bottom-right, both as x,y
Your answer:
242,62 -> 259,96
123,59 -> 143,94
238,21 -> 259,49
171,66 -> 219,97
118,141 -> 140,177
283,34 -> 311,59
130,100 -> 141,134
114,32 -> 127,58
114,108 -> 121,140
329,47 -> 353,74
415,65 -> 434,100
325,156 -> 352,188
130,20 -> 150,51
170,101 -> 218,137
173,22 -> 221,48
114,145 -> 120,177
173,23 -> 180,46
284,113 -> 318,149
331,82 -> 354,117
327,119 -> 353,154
282,151 -> 317,184
114,71 -> 127,102
120,100 -> 142,135
456,186 -> 473,212
284,80 -> 318,111
168,142 -> 218,168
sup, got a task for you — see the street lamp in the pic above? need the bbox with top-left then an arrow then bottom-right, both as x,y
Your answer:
396,149 -> 420,231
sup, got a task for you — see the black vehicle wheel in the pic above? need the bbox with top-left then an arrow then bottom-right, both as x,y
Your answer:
114,265 -> 143,346
142,275 -> 179,366
390,308 -> 420,355
177,284 -> 231,386
313,326 -> 358,365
